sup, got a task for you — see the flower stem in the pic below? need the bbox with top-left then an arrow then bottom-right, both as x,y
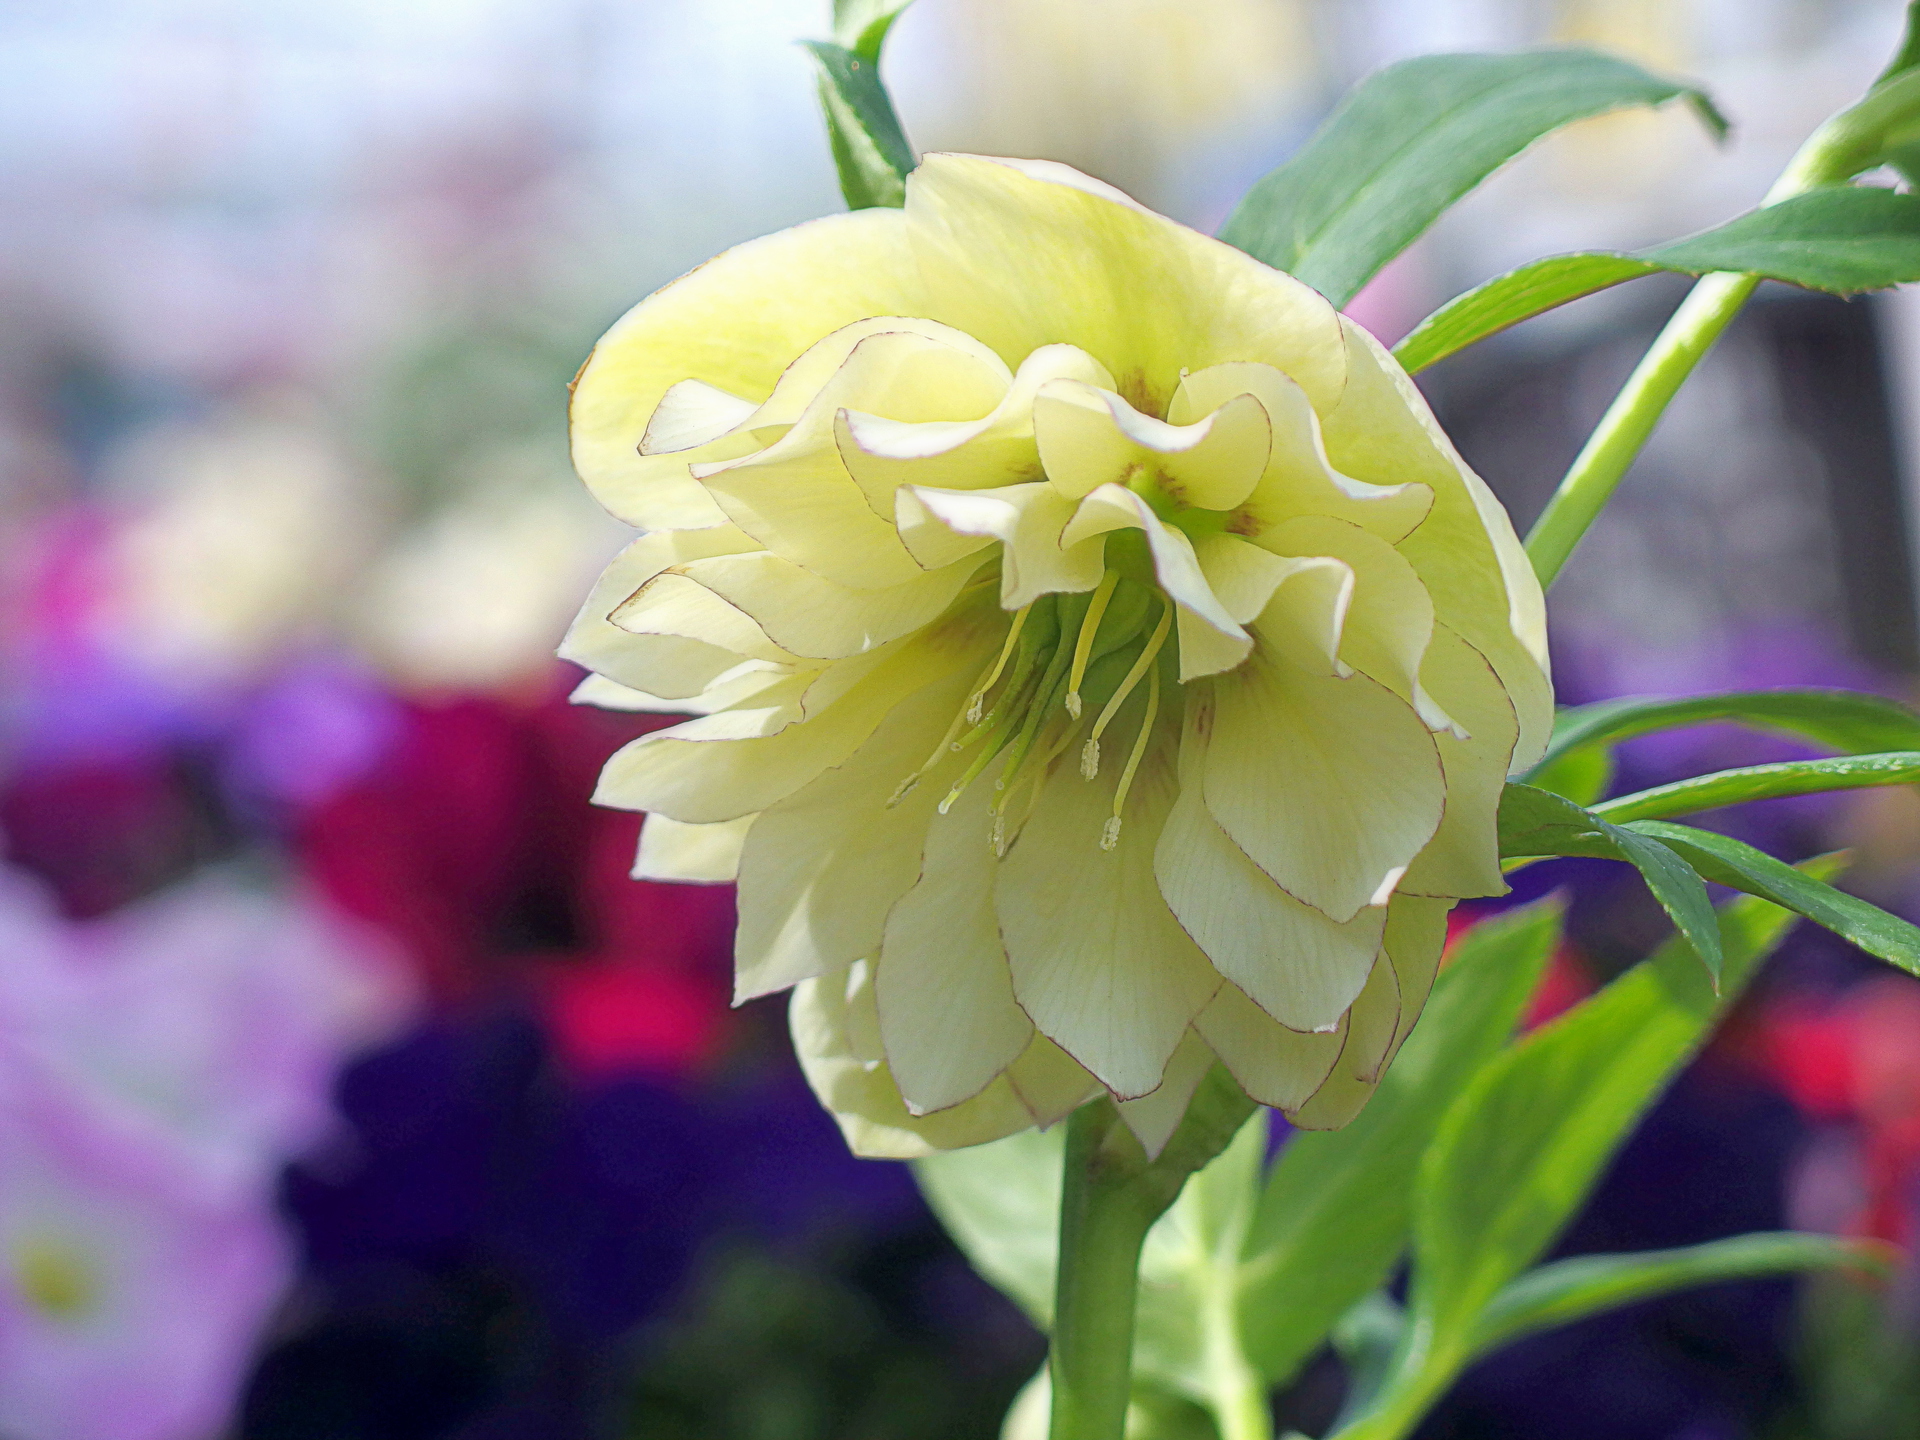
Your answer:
1049,1103 -> 1158,1440
1522,87 -> 1901,588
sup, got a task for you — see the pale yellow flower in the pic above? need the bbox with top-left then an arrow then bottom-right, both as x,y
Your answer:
565,155 -> 1552,1158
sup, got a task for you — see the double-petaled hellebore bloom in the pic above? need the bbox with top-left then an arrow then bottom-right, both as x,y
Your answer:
565,155 -> 1553,1157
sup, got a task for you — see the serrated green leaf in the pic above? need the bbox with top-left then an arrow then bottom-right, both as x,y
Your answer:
1526,688 -> 1920,783
1594,751 -> 1920,824
1497,785 -> 1721,980
1470,1232 -> 1891,1356
1217,50 -> 1724,307
831,0 -> 914,59
806,38 -> 915,210
1395,188 -> 1920,372
1348,880 -> 1822,1436
1624,821 -> 1920,979
1235,899 -> 1562,1388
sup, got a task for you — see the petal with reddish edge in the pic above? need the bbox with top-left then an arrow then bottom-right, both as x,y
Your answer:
1194,984 -> 1346,1112
1285,951 -> 1402,1130
1114,1028 -> 1217,1158
733,649 -> 987,1002
997,744 -> 1221,1099
903,483 -> 1104,607
1175,362 -> 1433,546
1155,747 -> 1384,1033
1032,382 -> 1270,511
1202,655 -> 1443,922
1401,627 -> 1519,901
595,630 -> 983,822
573,209 -> 918,528
790,962 -> 1045,1159
561,527 -> 765,691
1263,514 -> 1453,731
877,761 -> 1034,1115
676,550 -> 976,660
1320,319 -> 1552,765
904,154 -> 1346,420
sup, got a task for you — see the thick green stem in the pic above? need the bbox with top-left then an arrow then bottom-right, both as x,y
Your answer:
1049,1104 -> 1159,1440
1522,86 -> 1907,588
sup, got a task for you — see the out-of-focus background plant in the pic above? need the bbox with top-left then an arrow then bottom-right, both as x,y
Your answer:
10,1 -> 1920,1436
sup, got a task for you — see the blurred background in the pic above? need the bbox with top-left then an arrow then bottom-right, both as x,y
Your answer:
7,0 -> 1920,1436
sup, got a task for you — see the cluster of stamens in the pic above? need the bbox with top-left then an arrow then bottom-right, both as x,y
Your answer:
887,567 -> 1174,855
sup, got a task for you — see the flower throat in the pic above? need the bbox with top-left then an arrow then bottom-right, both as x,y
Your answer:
888,552 -> 1173,856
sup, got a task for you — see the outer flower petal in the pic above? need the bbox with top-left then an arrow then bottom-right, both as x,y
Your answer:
1285,951 -> 1402,1130
1202,656 -> 1444,922
877,762 -> 1035,1115
634,813 -> 753,883
696,327 -> 1010,589
732,649 -> 989,1001
997,743 -> 1221,1098
1155,759 -> 1384,1033
790,962 -> 1049,1159
610,573 -> 802,671
906,155 -> 1347,418
1264,514 -> 1456,732
1320,319 -> 1552,766
573,209 -> 920,528
1400,628 -> 1519,900
558,526 -> 765,694
595,629 -> 986,822
675,550 -> 977,660
1113,1029 -> 1215,1158
1193,984 -> 1346,1111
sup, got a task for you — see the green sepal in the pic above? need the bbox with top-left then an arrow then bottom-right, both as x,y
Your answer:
1217,49 -> 1724,308
806,2 -> 916,211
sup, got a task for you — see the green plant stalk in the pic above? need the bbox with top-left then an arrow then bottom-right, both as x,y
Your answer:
1200,1293 -> 1276,1440
1523,75 -> 1920,587
1050,1104 -> 1161,1440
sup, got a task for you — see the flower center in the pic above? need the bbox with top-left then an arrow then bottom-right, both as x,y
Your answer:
12,1234 -> 99,1322
890,557 -> 1174,855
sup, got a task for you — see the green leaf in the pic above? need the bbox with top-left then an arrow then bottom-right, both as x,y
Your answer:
1235,899 -> 1562,1388
1523,741 -> 1616,807
831,0 -> 914,59
805,37 -> 915,210
1525,688 -> 1920,783
1217,50 -> 1724,307
1624,821 -> 1920,979
1471,1232 -> 1892,1356
914,1127 -> 1059,1327
1594,751 -> 1920,824
1497,785 -> 1721,982
1380,879 -> 1821,1419
1394,187 -> 1920,372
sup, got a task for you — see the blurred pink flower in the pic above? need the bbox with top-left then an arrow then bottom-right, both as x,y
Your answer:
0,865 -> 414,1438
